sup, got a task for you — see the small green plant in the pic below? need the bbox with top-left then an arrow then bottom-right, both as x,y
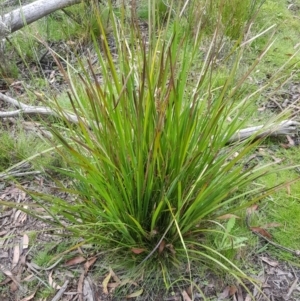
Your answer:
33,249 -> 53,268
213,218 -> 248,260
36,287 -> 55,299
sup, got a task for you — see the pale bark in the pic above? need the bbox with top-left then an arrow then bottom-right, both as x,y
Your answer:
0,92 -> 299,143
228,120 -> 300,143
0,0 -> 82,38
0,92 -> 82,124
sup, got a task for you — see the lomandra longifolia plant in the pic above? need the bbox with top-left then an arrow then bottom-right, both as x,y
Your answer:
29,0 -> 296,286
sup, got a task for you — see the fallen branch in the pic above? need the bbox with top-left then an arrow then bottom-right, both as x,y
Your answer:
0,92 -> 299,142
0,0 -> 83,38
0,170 -> 41,180
0,92 -> 82,124
228,120 -> 300,143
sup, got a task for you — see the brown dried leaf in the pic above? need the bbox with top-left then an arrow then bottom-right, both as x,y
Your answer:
10,281 -> 18,292
260,257 -> 279,267
131,248 -> 146,254
158,240 -> 166,254
186,285 -> 193,298
65,256 -> 86,266
216,214 -> 240,220
250,227 -> 272,239
84,256 -> 97,273
107,282 -> 120,288
229,285 -> 237,296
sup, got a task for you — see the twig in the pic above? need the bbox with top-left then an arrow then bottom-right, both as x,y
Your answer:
0,170 -> 41,180
51,280 -> 69,301
246,213 -> 300,256
0,92 -> 82,124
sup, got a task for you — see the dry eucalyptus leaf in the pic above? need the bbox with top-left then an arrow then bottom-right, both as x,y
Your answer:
22,234 -> 29,249
181,290 -> 192,301
12,244 -> 20,269
250,227 -> 272,239
102,271 -> 112,294
64,256 -> 86,266
260,257 -> 279,267
126,288 -> 143,299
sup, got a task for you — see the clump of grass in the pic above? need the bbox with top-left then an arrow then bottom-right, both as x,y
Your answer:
3,0 -> 299,297
184,0 -> 265,39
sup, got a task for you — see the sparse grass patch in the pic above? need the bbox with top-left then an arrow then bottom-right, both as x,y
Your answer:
0,124 -> 63,173
36,287 -> 55,299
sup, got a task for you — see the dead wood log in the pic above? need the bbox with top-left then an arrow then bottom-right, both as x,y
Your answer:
0,0 -> 83,38
0,92 -> 82,124
228,120 -> 300,143
0,92 -> 299,143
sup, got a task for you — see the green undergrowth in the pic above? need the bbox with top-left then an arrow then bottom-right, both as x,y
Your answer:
245,0 -> 300,80
0,124 -> 59,173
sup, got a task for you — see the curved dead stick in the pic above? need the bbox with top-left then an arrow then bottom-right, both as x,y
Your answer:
0,92 -> 299,142
0,92 -> 81,124
228,120 -> 300,143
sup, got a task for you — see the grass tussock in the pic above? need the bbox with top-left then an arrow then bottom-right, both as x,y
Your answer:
1,0 -> 300,297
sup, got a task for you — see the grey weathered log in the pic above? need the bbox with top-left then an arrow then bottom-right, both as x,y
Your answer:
228,120 -> 300,143
0,92 -> 82,124
0,0 -> 82,38
0,92 -> 299,142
